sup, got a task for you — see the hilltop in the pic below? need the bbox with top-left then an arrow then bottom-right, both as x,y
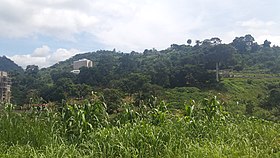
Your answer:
0,56 -> 23,72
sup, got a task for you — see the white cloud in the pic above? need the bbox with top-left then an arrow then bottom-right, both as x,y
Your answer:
32,8 -> 98,40
1,0 -> 280,55
0,0 -> 99,39
237,18 -> 280,45
257,35 -> 280,46
94,0 -> 206,52
9,45 -> 80,68
49,48 -> 79,64
32,45 -> 51,57
240,19 -> 276,29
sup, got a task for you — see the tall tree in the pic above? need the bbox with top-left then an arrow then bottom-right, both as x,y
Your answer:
25,65 -> 39,76
231,34 -> 255,53
263,40 -> 271,48
195,40 -> 202,46
187,39 -> 192,45
210,37 -> 222,45
202,37 -> 222,46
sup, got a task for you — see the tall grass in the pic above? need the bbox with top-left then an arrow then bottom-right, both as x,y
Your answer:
0,97 -> 279,157
0,103 -> 56,147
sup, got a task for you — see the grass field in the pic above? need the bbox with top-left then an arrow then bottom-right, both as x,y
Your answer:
0,95 -> 280,158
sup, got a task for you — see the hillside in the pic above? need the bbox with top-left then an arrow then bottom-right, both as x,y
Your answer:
46,50 -> 123,71
0,56 -> 23,72
3,34 -> 280,157
45,35 -> 280,76
10,34 -> 280,121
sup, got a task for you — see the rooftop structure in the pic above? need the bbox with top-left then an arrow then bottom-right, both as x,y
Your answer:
70,69 -> 81,74
0,71 -> 11,103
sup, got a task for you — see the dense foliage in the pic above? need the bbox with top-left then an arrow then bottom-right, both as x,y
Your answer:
0,97 -> 279,157
2,34 -> 280,157
6,34 -> 280,120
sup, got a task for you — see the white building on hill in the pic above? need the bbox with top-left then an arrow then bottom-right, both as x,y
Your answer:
71,59 -> 93,74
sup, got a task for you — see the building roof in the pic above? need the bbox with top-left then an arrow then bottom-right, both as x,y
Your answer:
74,58 -> 92,63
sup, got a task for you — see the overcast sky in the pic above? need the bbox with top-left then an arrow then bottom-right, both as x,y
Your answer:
0,0 -> 279,68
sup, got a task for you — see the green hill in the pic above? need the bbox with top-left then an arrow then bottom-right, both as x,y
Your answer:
10,34 -> 280,121
0,56 -> 23,72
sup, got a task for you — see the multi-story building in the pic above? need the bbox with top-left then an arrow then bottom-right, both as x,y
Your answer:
71,59 -> 93,74
0,71 -> 11,103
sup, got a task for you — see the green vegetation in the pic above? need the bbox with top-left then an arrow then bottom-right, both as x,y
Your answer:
0,56 -> 23,72
0,97 -> 280,157
1,34 -> 280,157
6,34 -> 280,120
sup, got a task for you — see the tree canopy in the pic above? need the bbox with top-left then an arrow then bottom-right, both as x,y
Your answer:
7,34 -> 280,108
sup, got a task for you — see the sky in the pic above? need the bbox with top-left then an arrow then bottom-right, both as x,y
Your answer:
0,0 -> 280,68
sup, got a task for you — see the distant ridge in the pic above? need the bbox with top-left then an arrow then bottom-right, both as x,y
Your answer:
0,56 -> 23,72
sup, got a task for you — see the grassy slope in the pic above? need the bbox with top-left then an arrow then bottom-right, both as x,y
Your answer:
164,77 -> 280,120
217,78 -> 280,120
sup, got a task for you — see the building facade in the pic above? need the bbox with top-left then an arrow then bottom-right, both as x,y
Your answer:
0,71 -> 11,103
72,59 -> 93,74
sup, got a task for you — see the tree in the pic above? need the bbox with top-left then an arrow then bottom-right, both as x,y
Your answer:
102,88 -> 123,114
150,58 -> 171,87
118,73 -> 150,94
51,71 -> 76,83
187,39 -> 192,45
251,42 -> 260,53
210,37 -> 222,45
117,54 -> 139,75
206,44 -> 236,82
263,88 -> 280,109
202,37 -> 222,46
244,34 -> 255,46
195,40 -> 202,46
77,67 -> 98,86
75,84 -> 92,99
96,55 -> 117,86
231,34 -> 256,53
263,40 -> 271,48
25,65 -> 39,76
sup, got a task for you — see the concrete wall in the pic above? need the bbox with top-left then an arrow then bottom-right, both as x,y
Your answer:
73,59 -> 93,70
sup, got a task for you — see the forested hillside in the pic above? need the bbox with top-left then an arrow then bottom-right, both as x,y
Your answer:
0,56 -> 23,72
9,34 -> 280,120
2,34 -> 280,157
